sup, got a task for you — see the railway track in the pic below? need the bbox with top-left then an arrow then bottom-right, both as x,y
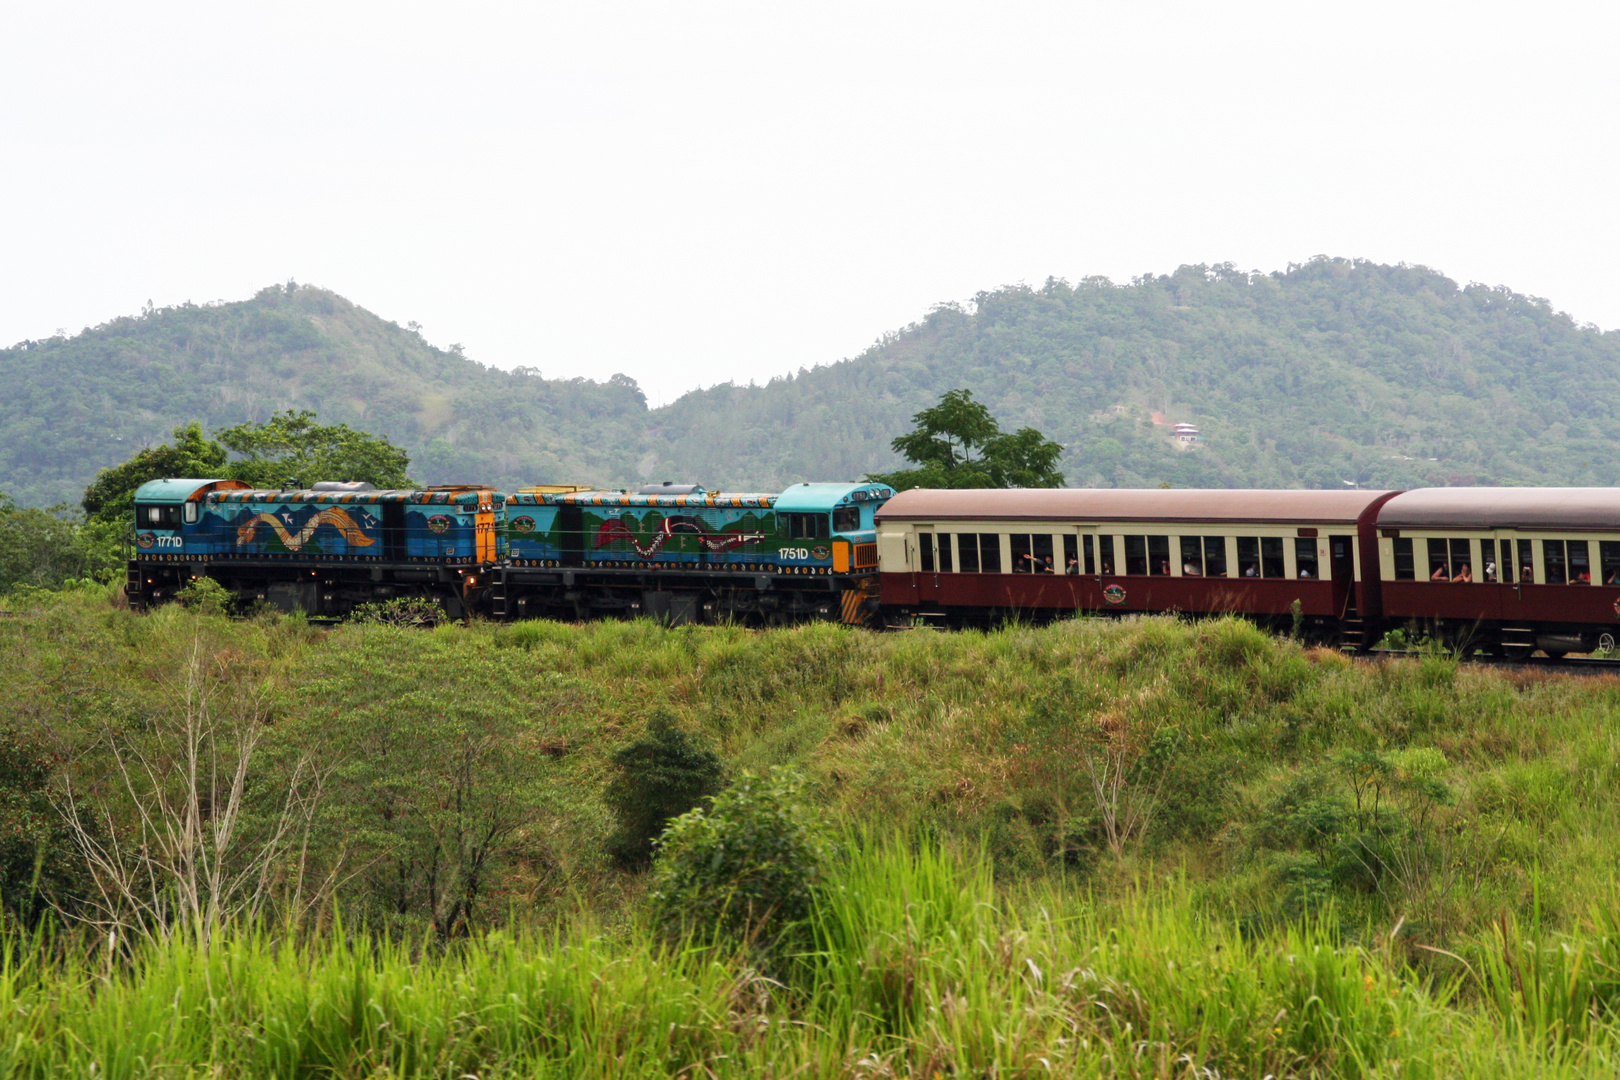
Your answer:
1357,648 -> 1620,675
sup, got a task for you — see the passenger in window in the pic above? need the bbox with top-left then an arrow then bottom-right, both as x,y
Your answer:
1183,559 -> 1202,576
1100,559 -> 1114,574
1242,562 -> 1258,577
1451,564 -> 1471,583
1067,555 -> 1080,574
1431,564 -> 1449,581
1297,566 -> 1312,578
1483,560 -> 1497,583
1158,559 -> 1170,576
1574,569 -> 1591,584
1610,569 -> 1620,586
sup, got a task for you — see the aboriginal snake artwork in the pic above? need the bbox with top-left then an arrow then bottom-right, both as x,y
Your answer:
235,507 -> 378,550
595,517 -> 763,557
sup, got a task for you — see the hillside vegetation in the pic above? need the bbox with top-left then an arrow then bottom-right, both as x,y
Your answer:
5,259 -> 1619,506
9,594 -> 1620,1073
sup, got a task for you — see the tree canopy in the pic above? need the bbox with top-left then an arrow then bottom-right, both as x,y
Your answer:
80,412 -> 413,526
867,389 -> 1065,491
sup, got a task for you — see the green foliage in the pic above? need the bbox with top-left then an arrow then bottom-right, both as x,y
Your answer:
215,409 -> 413,489
604,710 -> 724,868
80,422 -> 226,525
175,575 -> 231,616
650,767 -> 829,949
0,491 -> 109,592
346,596 -> 443,627
867,388 -> 1064,490
0,729 -> 85,925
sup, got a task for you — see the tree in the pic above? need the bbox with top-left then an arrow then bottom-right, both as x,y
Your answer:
0,491 -> 107,591
81,423 -> 227,526
604,710 -> 724,869
214,410 -> 413,490
80,413 -> 414,532
866,389 -> 1064,491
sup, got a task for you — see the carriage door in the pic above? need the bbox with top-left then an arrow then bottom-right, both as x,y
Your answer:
915,529 -> 940,605
1329,535 -> 1355,617
1492,531 -> 1520,623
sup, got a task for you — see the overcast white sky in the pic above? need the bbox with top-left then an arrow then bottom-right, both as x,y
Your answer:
2,3 -> 1616,405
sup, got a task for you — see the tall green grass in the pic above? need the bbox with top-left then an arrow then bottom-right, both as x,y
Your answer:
4,840 -> 1620,1078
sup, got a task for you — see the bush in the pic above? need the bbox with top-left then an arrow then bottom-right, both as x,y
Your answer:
605,710 -> 724,868
0,729 -> 85,925
176,575 -> 232,616
348,596 -> 442,627
649,767 -> 829,950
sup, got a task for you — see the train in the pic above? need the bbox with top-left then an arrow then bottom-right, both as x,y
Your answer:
128,478 -> 1620,656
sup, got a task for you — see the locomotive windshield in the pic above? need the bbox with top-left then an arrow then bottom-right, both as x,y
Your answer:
136,504 -> 181,529
786,513 -> 830,539
832,506 -> 860,533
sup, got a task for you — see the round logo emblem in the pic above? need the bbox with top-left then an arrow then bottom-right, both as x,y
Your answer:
136,532 -> 155,549
511,515 -> 536,534
427,515 -> 451,534
1102,584 -> 1127,605
811,545 -> 831,561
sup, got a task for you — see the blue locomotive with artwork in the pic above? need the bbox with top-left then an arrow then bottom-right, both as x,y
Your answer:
497,481 -> 892,622
128,479 -> 505,615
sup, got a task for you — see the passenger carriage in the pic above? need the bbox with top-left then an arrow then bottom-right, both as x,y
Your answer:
1374,488 -> 1620,657
875,489 -> 1399,642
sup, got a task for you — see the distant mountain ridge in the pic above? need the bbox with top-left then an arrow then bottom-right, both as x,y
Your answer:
5,259 -> 1619,507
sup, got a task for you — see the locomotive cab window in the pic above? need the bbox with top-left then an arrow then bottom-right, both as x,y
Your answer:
137,504 -> 181,529
787,513 -> 830,540
832,506 -> 861,533
182,502 -> 199,525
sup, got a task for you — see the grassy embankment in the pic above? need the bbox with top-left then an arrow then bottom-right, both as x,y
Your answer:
6,587 -> 1620,1075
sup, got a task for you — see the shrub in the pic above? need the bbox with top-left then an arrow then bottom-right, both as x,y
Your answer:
0,729 -> 85,925
605,710 -> 724,868
348,596 -> 442,627
649,767 -> 829,950
176,575 -> 231,616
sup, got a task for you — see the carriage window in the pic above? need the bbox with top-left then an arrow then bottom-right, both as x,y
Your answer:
1518,539 -> 1536,584
1427,538 -> 1450,580
1295,538 -> 1319,579
1569,540 -> 1591,584
1123,535 -> 1148,576
1426,538 -> 1476,582
788,513 -> 830,540
978,534 -> 1002,573
1204,536 -> 1227,577
1452,539 -> 1473,582
1237,537 -> 1259,578
1097,535 -> 1115,575
832,506 -> 860,533
1543,540 -> 1567,585
956,534 -> 979,573
1392,537 -> 1415,580
1483,543 -> 1499,582
937,533 -> 953,573
1261,537 -> 1286,578
1147,536 -> 1171,576
1601,542 -> 1620,586
1496,539 -> 1513,584
918,531 -> 935,573
1011,533 -> 1033,573
1065,535 -> 1079,574
1032,534 -> 1054,573
1180,537 -> 1203,576
1081,534 -> 1095,574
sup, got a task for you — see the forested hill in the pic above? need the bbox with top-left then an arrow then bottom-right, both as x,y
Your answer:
5,259 -> 1619,507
